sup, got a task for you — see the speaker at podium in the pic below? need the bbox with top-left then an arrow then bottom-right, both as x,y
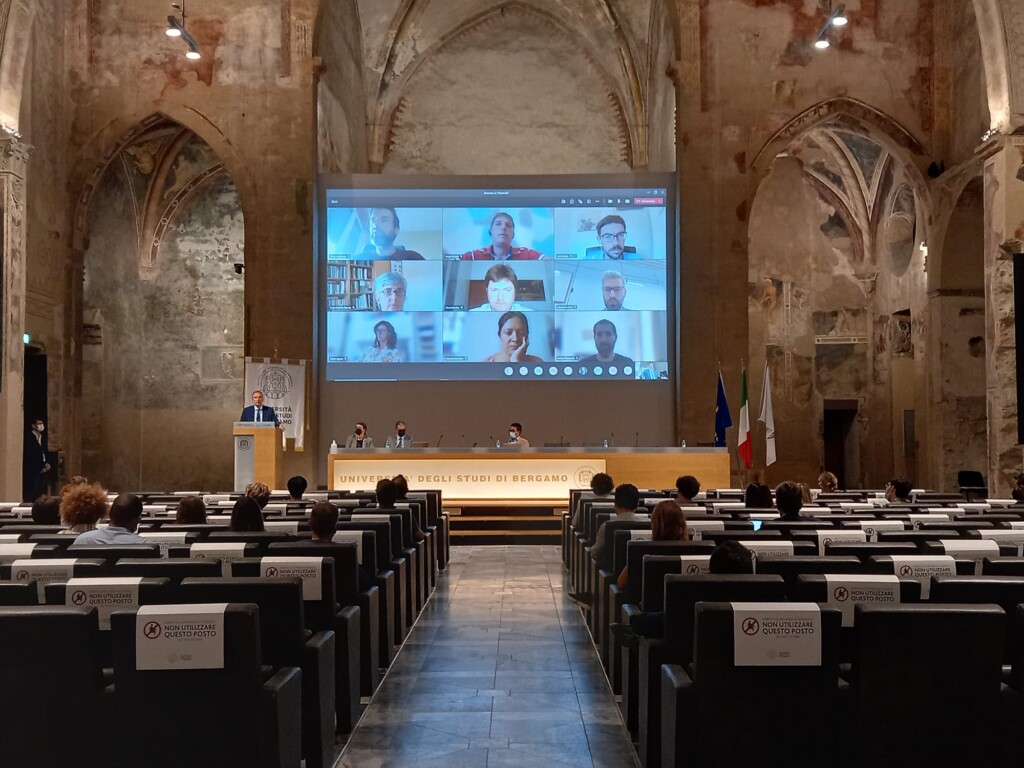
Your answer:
233,422 -> 282,492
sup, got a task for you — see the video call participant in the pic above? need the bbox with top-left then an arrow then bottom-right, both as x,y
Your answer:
481,311 -> 544,363
240,389 -> 281,427
390,421 -> 413,448
346,422 -> 374,448
507,422 -> 530,447
360,320 -> 403,362
360,207 -> 424,260
602,271 -> 627,310
593,215 -> 639,260
374,272 -> 407,311
461,212 -> 544,261
579,319 -> 634,369
470,263 -> 531,312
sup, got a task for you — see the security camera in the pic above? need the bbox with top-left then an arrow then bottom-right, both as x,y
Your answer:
233,263 -> 244,274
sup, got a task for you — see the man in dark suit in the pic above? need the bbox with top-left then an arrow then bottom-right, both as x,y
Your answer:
239,389 -> 280,427
23,417 -> 50,502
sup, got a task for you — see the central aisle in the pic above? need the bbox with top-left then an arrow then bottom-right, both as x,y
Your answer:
338,545 -> 638,768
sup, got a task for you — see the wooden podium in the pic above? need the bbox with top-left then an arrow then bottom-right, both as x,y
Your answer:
233,422 -> 282,491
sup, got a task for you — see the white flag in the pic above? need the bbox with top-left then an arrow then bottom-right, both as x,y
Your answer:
758,361 -> 776,466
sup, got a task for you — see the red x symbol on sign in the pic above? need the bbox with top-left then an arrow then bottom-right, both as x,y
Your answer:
143,621 -> 162,639
833,587 -> 849,602
265,567 -> 279,578
742,617 -> 760,635
686,564 -> 700,575
899,565 -> 913,577
71,590 -> 87,605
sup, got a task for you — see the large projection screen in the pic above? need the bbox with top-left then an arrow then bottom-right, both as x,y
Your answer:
315,174 -> 677,467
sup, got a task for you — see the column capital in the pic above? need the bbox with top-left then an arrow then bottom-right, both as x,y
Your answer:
0,135 -> 29,177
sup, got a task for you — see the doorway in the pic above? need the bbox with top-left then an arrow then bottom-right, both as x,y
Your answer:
823,400 -> 859,489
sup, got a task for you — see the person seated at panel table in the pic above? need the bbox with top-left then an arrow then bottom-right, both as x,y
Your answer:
230,496 -> 265,532
359,207 -> 425,260
175,495 -> 207,524
571,472 -> 615,528
675,475 -> 700,506
379,477 -> 425,542
345,422 -> 375,448
578,319 -> 634,369
373,272 -> 407,311
461,212 -> 544,261
469,264 -> 532,312
481,311 -> 544,363
75,493 -> 151,546
585,215 -> 641,260
617,499 -> 688,589
506,422 -> 530,448
240,389 -> 281,427
59,482 -> 107,535
360,320 -> 404,363
287,475 -> 308,501
388,421 -> 414,448
885,476 -> 913,504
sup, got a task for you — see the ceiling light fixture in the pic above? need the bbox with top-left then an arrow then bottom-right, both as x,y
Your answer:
165,2 -> 201,60
814,2 -> 848,51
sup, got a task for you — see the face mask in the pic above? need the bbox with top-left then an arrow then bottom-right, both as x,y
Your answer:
355,428 -> 363,436
397,428 -> 406,437
509,431 -> 516,440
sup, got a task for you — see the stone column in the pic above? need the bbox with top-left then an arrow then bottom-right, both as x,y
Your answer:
0,135 -> 29,499
983,136 -> 1024,496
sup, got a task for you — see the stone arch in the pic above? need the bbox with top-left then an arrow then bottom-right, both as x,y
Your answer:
0,0 -> 36,133
972,0 -> 1014,131
70,106 -> 256,255
363,1 -> 642,169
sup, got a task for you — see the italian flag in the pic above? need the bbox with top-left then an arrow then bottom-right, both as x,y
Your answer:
737,366 -> 752,468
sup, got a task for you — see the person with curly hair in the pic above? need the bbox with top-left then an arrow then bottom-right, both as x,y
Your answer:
59,483 -> 107,535
244,482 -> 271,510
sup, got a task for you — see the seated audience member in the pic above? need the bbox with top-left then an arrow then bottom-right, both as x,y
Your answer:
287,475 -> 308,501
378,477 -> 424,542
886,476 -> 913,504
776,481 -> 810,521
818,471 -> 839,493
571,472 -> 615,528
568,484 -> 643,610
1013,485 -> 1024,505
31,495 -> 61,525
308,501 -> 373,591
617,499 -> 688,589
175,495 -> 207,524
59,483 -> 107,535
610,540 -> 755,645
675,475 -> 700,505
708,539 -> 755,573
744,482 -> 774,509
75,493 -> 150,546
230,496 -> 266,532
59,475 -> 90,502
346,422 -> 375,448
799,483 -> 813,504
245,481 -> 272,510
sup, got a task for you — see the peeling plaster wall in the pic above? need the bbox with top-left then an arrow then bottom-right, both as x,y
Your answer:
383,9 -> 631,174
947,0 -> 990,163
82,154 -> 244,491
315,0 -> 367,173
21,3 -> 71,453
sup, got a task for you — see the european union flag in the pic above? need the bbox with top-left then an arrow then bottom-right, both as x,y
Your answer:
714,372 -> 732,447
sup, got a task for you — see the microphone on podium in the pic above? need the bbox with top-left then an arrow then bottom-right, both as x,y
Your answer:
635,431 -> 639,447
559,434 -> 564,447
610,432 -> 615,448
436,434 -> 444,447
460,434 -> 465,446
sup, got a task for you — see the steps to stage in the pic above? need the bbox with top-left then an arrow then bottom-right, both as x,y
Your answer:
448,505 -> 563,545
